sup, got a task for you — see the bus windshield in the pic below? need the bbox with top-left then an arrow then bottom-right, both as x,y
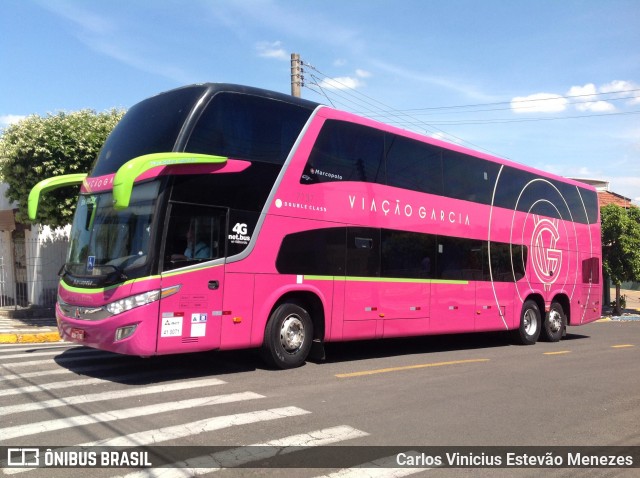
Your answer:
65,181 -> 160,285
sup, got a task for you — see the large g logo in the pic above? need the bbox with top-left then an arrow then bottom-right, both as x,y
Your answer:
530,215 -> 562,290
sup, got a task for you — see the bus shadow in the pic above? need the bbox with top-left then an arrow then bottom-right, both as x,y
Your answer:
320,332 -> 511,364
319,330 -> 591,364
54,347 -> 259,384
54,330 -> 593,380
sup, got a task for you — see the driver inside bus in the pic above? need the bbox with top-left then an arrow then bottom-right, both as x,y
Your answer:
171,224 -> 211,261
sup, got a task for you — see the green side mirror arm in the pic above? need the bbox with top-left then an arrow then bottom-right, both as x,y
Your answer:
112,153 -> 228,210
28,173 -> 88,221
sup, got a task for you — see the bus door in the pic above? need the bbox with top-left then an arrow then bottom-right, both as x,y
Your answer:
429,238 -> 479,333
343,228 -> 381,339
343,227 -> 431,339
156,203 -> 228,354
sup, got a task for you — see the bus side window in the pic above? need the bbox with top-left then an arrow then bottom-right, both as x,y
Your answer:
163,204 -> 226,271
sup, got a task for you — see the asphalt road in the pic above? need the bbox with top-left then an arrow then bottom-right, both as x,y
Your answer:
1,321 -> 638,477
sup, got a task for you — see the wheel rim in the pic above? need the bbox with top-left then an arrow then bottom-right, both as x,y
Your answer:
280,314 -> 305,353
548,309 -> 562,333
523,309 -> 538,336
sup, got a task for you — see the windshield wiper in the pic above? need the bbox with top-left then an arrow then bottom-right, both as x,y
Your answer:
102,264 -> 129,284
58,262 -> 128,283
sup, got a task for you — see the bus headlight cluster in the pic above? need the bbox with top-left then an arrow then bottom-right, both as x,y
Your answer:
104,285 -> 181,316
106,290 -> 161,315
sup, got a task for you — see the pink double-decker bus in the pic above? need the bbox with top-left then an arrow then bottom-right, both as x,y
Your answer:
29,83 -> 602,368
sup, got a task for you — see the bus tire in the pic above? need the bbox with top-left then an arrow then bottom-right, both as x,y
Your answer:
541,301 -> 565,342
512,299 -> 541,345
261,302 -> 313,369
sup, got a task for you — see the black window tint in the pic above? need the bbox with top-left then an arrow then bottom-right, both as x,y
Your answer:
582,257 -> 600,284
170,162 -> 280,211
276,228 -> 346,275
187,92 -> 312,164
385,135 -> 443,195
347,227 -> 380,277
488,242 -> 527,282
302,121 -> 385,184
163,203 -> 227,271
381,229 -> 437,278
555,182 -> 587,224
92,86 -> 207,176
227,209 -> 259,257
442,150 -> 499,203
580,188 -> 599,224
494,167 -> 595,224
437,237 -> 483,280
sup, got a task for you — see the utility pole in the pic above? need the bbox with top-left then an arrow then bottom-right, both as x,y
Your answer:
290,53 -> 302,97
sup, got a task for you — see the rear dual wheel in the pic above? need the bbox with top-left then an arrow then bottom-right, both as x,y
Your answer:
513,299 -> 566,345
512,299 -> 541,345
541,301 -> 566,342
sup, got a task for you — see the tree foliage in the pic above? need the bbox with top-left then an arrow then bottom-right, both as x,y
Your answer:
0,109 -> 124,227
600,204 -> 640,313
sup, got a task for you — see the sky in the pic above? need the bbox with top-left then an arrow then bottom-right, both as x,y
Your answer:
1,0 -> 639,202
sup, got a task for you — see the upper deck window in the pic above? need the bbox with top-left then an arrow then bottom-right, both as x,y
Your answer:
302,120 -> 385,184
300,119 -> 599,225
186,93 -> 313,164
92,86 -> 207,176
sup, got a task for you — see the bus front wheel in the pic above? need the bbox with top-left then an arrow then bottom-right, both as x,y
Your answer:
261,302 -> 313,369
512,299 -> 541,345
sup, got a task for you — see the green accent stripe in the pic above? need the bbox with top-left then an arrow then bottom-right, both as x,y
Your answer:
304,275 -> 468,285
162,263 -> 223,278
59,276 -> 161,294
113,152 -> 227,210
59,269 -> 464,294
59,263 -> 223,294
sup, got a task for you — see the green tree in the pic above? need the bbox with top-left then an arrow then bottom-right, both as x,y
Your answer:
0,109 -> 124,227
600,204 -> 640,315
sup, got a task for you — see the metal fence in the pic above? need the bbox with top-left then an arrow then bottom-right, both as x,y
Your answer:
0,227 -> 68,309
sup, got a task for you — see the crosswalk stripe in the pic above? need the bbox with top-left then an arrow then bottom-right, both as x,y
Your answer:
0,362 -> 138,382
83,407 -> 312,447
0,344 -> 71,353
0,348 -> 105,360
312,453 -> 429,478
2,377 -> 227,415
2,407 -> 312,476
112,425 -> 370,478
0,371 -> 167,397
0,392 -> 265,441
1,351 -> 127,368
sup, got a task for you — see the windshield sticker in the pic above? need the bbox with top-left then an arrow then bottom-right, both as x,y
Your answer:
86,256 -> 95,272
228,222 -> 251,245
161,312 -> 183,337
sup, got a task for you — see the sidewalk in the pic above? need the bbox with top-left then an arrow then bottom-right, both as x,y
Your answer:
602,287 -> 640,320
0,311 -> 61,344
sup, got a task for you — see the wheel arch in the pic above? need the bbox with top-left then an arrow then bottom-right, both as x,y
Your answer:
551,293 -> 571,324
523,293 -> 545,321
268,290 -> 326,343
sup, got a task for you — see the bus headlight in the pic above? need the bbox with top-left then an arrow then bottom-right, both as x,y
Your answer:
105,285 -> 181,315
106,290 -> 161,315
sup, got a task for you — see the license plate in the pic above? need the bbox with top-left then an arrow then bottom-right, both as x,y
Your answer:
70,328 -> 85,340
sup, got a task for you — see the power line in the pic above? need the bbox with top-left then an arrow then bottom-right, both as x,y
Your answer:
301,60 -> 509,158
394,88 -> 640,113
298,56 -> 639,160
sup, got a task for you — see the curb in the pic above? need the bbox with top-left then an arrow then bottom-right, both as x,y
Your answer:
0,331 -> 62,344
